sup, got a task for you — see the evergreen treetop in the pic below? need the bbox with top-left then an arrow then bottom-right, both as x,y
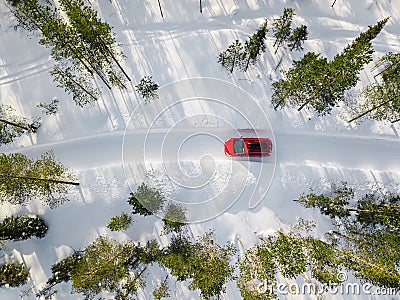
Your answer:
271,18 -> 388,115
128,183 -> 166,216
272,8 -> 295,50
0,151 -> 78,207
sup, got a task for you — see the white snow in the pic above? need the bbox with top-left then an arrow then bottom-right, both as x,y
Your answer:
0,0 -> 399,299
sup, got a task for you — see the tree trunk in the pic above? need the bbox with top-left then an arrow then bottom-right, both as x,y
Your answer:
93,29 -> 132,82
331,0 -> 337,7
348,96 -> 396,123
336,247 -> 398,276
2,174 -> 80,186
297,89 -> 319,111
244,54 -> 251,72
230,56 -> 236,73
273,55 -> 284,71
274,40 -> 281,54
158,0 -> 164,18
200,0 -> 202,13
273,86 -> 292,110
60,69 -> 99,101
0,118 -> 31,131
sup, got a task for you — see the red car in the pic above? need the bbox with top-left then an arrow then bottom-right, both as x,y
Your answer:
224,137 -> 272,157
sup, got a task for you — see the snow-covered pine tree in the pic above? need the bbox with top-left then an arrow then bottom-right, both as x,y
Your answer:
0,215 -> 48,241
296,184 -> 400,289
242,19 -> 269,72
0,104 -> 40,145
162,203 -> 187,234
238,226 -> 343,300
0,262 -> 29,288
159,231 -> 236,299
42,237 -> 147,299
135,76 -> 159,104
272,8 -> 295,53
218,39 -> 244,73
37,99 -> 59,115
8,0 -> 127,106
0,151 -> 78,207
350,51 -> 400,123
128,183 -> 165,216
288,25 -> 308,51
272,18 -> 388,115
59,0 -> 130,85
152,277 -> 170,300
51,64 -> 100,107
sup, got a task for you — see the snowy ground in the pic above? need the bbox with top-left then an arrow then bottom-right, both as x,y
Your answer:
1,0 -> 400,299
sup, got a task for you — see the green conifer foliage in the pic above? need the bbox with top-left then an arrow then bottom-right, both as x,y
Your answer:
8,0 -> 127,106
272,18 -> 388,115
0,215 -> 48,241
162,203 -> 187,234
272,8 -> 295,53
159,232 -> 235,299
0,151 -> 78,207
135,76 -> 159,104
242,19 -> 269,71
351,52 -> 400,122
128,183 -> 166,216
0,105 -> 40,145
297,183 -> 400,290
0,262 -> 29,288
218,40 -> 244,73
288,25 -> 308,51
107,213 -> 132,231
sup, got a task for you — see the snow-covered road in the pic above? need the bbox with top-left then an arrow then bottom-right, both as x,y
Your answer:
8,128 -> 400,173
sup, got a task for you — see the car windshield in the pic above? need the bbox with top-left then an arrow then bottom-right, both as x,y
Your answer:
233,139 -> 245,154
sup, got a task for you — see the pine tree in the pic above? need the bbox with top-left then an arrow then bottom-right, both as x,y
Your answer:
128,183 -> 166,216
0,104 -> 40,145
242,19 -> 269,71
271,52 -> 329,111
0,215 -> 48,241
59,0 -> 130,85
37,99 -> 59,115
159,231 -> 235,299
350,52 -> 400,123
288,25 -> 308,51
42,237 -> 146,299
71,237 -> 144,298
272,8 -> 295,53
0,262 -> 29,288
107,213 -> 132,231
152,277 -> 170,300
296,183 -> 400,289
272,18 -> 388,115
237,226 -> 343,300
162,203 -> 187,234
135,76 -> 159,104
51,65 -> 100,107
218,40 -> 244,73
8,0 -> 127,106
328,17 -> 389,110
0,151 -> 78,207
